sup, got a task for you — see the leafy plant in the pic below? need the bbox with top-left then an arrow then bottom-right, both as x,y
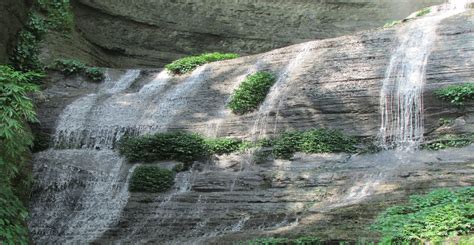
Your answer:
435,83 -> 474,106
36,0 -> 74,33
421,135 -> 472,151
119,132 -> 208,163
0,65 -> 43,244
205,138 -> 245,155
244,237 -> 290,245
272,129 -> 357,159
228,71 -> 277,114
372,188 -> 474,244
165,52 -> 239,74
49,59 -> 105,82
438,118 -> 453,127
129,166 -> 175,193
384,20 -> 402,28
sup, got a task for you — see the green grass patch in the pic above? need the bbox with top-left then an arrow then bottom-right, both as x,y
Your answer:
435,83 -> 474,106
416,7 -> 431,17
129,166 -> 175,193
49,59 -> 105,82
228,71 -> 277,114
384,20 -> 402,28
372,187 -> 474,244
272,129 -> 357,159
165,52 -> 239,74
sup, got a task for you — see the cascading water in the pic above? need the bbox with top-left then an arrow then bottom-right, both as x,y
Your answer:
378,0 -> 471,150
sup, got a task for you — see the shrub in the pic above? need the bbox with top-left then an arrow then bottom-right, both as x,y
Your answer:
228,71 -> 277,114
435,83 -> 474,106
49,59 -> 105,82
372,187 -> 474,244
118,132 -> 208,163
205,138 -> 245,155
245,237 -> 289,245
36,0 -> 74,33
129,166 -> 175,193
272,129 -> 357,159
165,52 -> 239,74
0,65 -> 43,244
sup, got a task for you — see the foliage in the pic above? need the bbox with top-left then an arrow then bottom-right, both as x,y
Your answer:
384,20 -> 402,28
205,138 -> 245,155
10,12 -> 48,71
272,129 -> 357,159
421,135 -> 472,151
0,187 -> 29,244
0,65 -> 42,244
244,237 -> 290,245
438,118 -> 453,127
36,0 -> 74,33
294,236 -> 323,245
165,52 -> 239,74
228,71 -> 277,114
129,166 -> 175,193
435,83 -> 474,106
119,132 -> 208,163
416,8 -> 431,17
372,188 -> 474,244
49,59 -> 105,82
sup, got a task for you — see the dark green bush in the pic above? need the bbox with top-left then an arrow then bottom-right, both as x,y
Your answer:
165,52 -> 239,74
228,71 -> 277,114
205,138 -> 245,155
49,59 -> 105,82
435,83 -> 474,106
119,132 -> 208,163
36,0 -> 74,33
372,187 -> 474,244
244,237 -> 289,245
129,166 -> 175,193
421,135 -> 472,151
0,65 -> 43,244
272,129 -> 357,159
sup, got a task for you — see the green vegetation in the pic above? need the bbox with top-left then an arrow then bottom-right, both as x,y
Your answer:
119,132 -> 208,163
422,134 -> 472,151
49,59 -> 105,82
435,83 -> 474,106
228,71 -> 277,114
372,188 -> 474,244
165,52 -> 239,74
119,129 -> 358,164
129,166 -> 175,193
205,137 -> 245,155
383,20 -> 402,28
416,7 -> 431,17
242,236 -> 323,245
438,118 -> 454,127
272,129 -> 357,159
0,65 -> 44,244
10,0 -> 74,71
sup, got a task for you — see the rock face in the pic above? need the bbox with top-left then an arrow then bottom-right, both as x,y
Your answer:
0,0 -> 31,63
70,0 -> 443,67
29,9 -> 474,244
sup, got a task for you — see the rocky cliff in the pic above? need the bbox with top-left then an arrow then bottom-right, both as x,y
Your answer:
67,0 -> 443,67
28,6 -> 474,243
0,0 -> 31,63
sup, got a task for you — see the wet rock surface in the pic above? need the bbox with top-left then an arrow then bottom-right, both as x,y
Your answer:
0,0 -> 31,63
69,0 -> 443,67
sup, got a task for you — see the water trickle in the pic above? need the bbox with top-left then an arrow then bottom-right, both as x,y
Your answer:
252,42 -> 314,139
378,0 -> 471,150
28,150 -> 135,243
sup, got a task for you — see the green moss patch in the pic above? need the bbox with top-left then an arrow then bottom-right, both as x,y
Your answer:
165,52 -> 239,74
228,71 -> 277,114
129,166 -> 175,193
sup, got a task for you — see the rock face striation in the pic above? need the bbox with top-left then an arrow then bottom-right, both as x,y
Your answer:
0,0 -> 31,63
29,6 -> 473,244
69,0 -> 443,67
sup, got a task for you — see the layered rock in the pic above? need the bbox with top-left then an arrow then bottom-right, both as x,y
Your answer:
68,0 -> 443,67
0,0 -> 31,63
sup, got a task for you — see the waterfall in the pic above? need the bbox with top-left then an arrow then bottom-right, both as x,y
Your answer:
378,0 -> 471,150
